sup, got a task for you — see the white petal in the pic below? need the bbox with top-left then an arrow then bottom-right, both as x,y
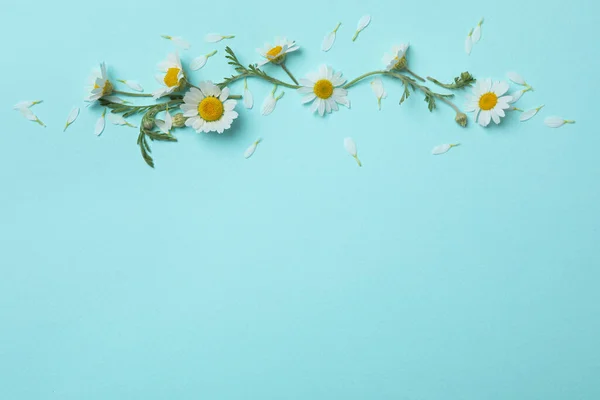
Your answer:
318,99 -> 325,116
205,34 -> 223,42
219,87 -> 230,101
431,144 -> 456,155
108,113 -> 127,125
103,96 -> 127,104
64,107 -> 80,130
172,36 -> 191,50
155,120 -> 167,133
94,114 -> 105,136
261,95 -> 277,116
472,24 -> 482,43
301,93 -> 316,104
165,111 -> 173,131
465,35 -> 473,55
520,106 -> 544,122
544,116 -> 574,128
344,137 -> 357,156
13,100 -> 41,110
124,80 -> 144,92
509,90 -> 524,103
19,107 -> 37,120
353,15 -> 371,40
370,77 -> 385,99
321,31 -> 336,52
507,71 -> 526,85
491,111 -> 501,124
479,110 -> 492,127
190,55 -> 208,71
244,139 -> 261,159
243,87 -> 253,109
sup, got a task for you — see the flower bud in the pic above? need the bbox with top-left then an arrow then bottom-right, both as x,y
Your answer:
455,112 -> 468,127
142,118 -> 155,130
172,113 -> 186,128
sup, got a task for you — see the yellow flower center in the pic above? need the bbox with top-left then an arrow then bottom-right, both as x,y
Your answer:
93,80 -> 112,96
479,92 -> 498,111
313,79 -> 334,99
164,67 -> 181,88
266,46 -> 283,59
198,96 -> 224,122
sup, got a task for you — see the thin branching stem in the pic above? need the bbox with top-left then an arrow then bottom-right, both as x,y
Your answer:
113,90 -> 153,98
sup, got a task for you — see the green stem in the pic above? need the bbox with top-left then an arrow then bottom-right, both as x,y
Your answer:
113,90 -> 153,98
219,72 -> 300,89
280,63 -> 299,85
405,68 -> 425,82
343,71 -> 387,89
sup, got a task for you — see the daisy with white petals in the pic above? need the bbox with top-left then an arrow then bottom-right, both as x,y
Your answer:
465,79 -> 512,127
322,23 -> 341,52
86,62 -> 113,102
544,117 -> 575,128
298,65 -> 350,116
257,37 -> 299,66
153,52 -> 185,99
180,81 -> 238,134
370,77 -> 387,110
383,44 -> 409,71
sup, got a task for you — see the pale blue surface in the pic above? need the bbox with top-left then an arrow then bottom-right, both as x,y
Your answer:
1,0 -> 599,398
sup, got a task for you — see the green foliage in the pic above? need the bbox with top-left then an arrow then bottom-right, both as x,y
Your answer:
427,72 -> 476,90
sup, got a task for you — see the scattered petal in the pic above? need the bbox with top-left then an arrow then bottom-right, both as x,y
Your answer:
370,77 -> 387,110
155,106 -> 173,134
261,86 -> 284,116
161,35 -> 190,50
118,80 -> 144,92
432,143 -> 460,155
471,18 -> 483,43
190,50 -> 217,71
18,107 -> 46,127
465,29 -> 473,55
95,108 -> 106,136
322,22 -> 341,52
108,113 -> 137,128
509,89 -> 524,104
13,100 -> 42,110
244,138 -> 262,159
205,34 -> 235,43
507,71 -> 527,86
64,107 -> 80,131
344,137 -> 362,167
103,96 -> 129,104
519,105 -> 545,122
243,78 -> 253,109
544,116 -> 575,128
352,15 -> 371,41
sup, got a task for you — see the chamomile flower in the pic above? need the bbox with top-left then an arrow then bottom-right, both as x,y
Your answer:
153,52 -> 185,99
85,62 -> 113,102
465,78 -> 512,127
382,44 -> 409,71
257,37 -> 299,66
298,65 -> 349,116
180,81 -> 238,134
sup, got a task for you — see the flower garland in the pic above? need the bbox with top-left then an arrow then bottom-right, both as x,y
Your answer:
14,18 -> 575,167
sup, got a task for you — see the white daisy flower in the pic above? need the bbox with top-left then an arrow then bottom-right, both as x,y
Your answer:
180,81 -> 238,134
352,15 -> 371,42
117,79 -> 144,92
465,78 -> 512,127
13,100 -> 42,110
190,50 -> 217,71
153,52 -> 185,99
161,35 -> 191,50
205,34 -> 235,43
382,43 -> 409,71
243,78 -> 253,109
370,77 -> 387,110
86,62 -> 113,102
256,37 -> 299,66
297,65 -> 350,117
321,22 -> 341,52
544,116 -> 575,128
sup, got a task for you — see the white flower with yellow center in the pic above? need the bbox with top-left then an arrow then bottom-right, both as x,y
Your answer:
85,62 -> 113,102
298,65 -> 349,117
152,52 -> 185,99
180,81 -> 238,134
382,44 -> 409,71
465,79 -> 512,127
257,37 -> 299,66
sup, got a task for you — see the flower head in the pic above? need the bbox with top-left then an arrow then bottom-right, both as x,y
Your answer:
153,52 -> 185,99
86,62 -> 113,102
383,44 -> 409,71
257,37 -> 299,66
297,65 -> 349,117
465,79 -> 512,127
180,82 -> 238,134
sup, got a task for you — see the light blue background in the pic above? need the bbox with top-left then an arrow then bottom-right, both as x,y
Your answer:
1,0 -> 599,398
